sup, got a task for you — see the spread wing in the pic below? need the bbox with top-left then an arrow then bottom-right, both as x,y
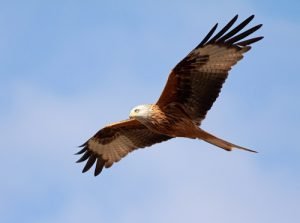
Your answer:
76,119 -> 172,176
156,15 -> 263,124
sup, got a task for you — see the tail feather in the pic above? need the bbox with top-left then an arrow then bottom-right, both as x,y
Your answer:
196,128 -> 257,153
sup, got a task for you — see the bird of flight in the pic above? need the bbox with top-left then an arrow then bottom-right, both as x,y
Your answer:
76,15 -> 263,176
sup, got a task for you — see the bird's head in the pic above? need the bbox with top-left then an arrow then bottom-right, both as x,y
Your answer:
129,104 -> 152,120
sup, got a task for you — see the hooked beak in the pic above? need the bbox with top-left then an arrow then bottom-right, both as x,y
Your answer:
129,113 -> 134,119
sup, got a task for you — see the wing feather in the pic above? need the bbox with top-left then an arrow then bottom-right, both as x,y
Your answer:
94,158 -> 105,176
156,15 -> 263,124
82,154 -> 97,173
206,15 -> 238,44
76,119 -> 172,176
217,15 -> 255,42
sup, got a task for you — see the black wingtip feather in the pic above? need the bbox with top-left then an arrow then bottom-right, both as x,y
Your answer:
197,23 -> 218,48
76,151 -> 91,163
94,158 -> 105,176
197,14 -> 263,48
207,15 -> 239,44
236,36 -> 264,46
78,142 -> 87,147
82,155 -> 97,173
225,24 -> 263,45
75,147 -> 87,155
217,15 -> 255,43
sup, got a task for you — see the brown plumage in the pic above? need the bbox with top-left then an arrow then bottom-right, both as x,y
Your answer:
76,15 -> 263,176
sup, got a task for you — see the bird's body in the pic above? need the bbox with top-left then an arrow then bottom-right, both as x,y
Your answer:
76,15 -> 263,176
130,104 -> 197,138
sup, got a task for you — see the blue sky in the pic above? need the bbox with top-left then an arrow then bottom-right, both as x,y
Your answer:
1,0 -> 300,222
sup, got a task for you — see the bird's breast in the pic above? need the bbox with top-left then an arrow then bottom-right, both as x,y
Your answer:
144,111 -> 198,138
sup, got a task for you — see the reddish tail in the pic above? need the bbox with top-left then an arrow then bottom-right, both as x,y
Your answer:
196,128 -> 257,153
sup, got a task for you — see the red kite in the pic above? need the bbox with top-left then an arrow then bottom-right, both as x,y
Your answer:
76,15 -> 263,176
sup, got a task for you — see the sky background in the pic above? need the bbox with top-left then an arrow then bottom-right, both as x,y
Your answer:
1,0 -> 300,222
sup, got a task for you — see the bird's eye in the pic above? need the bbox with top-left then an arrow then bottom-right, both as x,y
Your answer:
134,109 -> 140,113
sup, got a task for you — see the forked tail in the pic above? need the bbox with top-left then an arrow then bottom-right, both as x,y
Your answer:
196,128 -> 257,153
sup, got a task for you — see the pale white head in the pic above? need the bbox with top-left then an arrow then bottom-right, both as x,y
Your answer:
129,104 -> 152,120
